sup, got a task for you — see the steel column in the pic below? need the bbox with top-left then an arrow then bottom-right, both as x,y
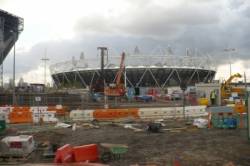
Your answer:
148,68 -> 160,88
76,70 -> 87,87
161,69 -> 174,88
136,69 -> 148,87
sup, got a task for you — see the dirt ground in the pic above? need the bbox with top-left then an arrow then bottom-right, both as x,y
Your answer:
2,119 -> 250,166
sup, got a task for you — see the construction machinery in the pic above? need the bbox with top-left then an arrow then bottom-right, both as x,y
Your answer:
221,73 -> 245,99
221,73 -> 247,113
104,52 -> 126,97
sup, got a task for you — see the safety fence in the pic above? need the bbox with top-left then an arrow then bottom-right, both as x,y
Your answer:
69,105 -> 207,122
0,105 -> 67,124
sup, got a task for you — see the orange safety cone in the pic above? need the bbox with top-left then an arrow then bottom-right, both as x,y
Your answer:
240,113 -> 244,129
208,112 -> 212,129
173,156 -> 181,166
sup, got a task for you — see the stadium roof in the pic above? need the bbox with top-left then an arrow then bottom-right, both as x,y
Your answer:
0,9 -> 24,64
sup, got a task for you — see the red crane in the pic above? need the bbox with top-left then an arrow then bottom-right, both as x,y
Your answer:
104,52 -> 126,96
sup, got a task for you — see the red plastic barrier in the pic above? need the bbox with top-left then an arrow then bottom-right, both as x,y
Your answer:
54,144 -> 73,163
73,144 -> 99,162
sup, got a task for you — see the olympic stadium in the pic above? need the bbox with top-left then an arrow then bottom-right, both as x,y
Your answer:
50,49 -> 216,89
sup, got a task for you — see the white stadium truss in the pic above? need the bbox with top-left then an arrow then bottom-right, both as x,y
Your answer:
50,53 -> 216,88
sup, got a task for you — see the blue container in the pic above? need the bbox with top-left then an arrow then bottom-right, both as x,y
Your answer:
218,116 -> 224,129
223,118 -> 229,129
231,118 -> 237,129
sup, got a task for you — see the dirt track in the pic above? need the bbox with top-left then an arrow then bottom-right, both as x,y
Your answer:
7,120 -> 247,166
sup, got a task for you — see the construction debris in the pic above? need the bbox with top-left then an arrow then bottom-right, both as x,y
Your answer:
54,122 -> 72,128
123,124 -> 143,132
193,118 -> 208,128
43,146 -> 57,158
146,122 -> 162,133
162,127 -> 187,131
0,135 -> 35,157
100,143 -> 128,163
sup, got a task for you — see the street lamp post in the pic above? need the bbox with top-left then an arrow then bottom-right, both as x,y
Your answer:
41,49 -> 49,87
224,48 -> 236,77
180,82 -> 187,119
11,31 -> 17,106
13,37 -> 16,105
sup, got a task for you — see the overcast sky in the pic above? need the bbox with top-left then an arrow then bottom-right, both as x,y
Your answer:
1,0 -> 250,84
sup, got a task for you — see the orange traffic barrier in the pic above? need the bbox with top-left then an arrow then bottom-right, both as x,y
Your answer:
12,106 -> 30,112
93,108 -> 139,120
54,144 -> 73,163
73,144 -> 99,162
9,107 -> 32,124
48,106 -> 67,116
234,104 -> 246,113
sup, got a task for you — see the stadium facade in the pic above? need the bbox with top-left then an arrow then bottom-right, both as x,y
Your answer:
50,51 -> 216,89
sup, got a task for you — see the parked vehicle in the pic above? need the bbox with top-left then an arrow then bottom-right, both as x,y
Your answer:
171,90 -> 182,100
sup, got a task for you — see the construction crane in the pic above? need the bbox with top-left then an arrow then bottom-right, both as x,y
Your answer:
104,52 -> 126,97
221,73 -> 245,99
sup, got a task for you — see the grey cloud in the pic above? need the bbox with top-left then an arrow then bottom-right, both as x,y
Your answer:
229,0 -> 246,9
3,0 -> 250,81
241,5 -> 250,18
75,1 -> 221,39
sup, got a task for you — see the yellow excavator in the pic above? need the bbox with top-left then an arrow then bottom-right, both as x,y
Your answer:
221,73 -> 246,112
221,73 -> 245,99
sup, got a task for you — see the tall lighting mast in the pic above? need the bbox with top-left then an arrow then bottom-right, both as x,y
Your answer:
224,48 -> 236,77
41,49 -> 49,86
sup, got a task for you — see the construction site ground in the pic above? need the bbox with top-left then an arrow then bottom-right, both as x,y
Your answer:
1,119 -> 250,166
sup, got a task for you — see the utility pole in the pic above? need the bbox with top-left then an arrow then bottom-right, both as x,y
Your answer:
97,47 -> 108,108
0,17 -> 4,89
12,32 -> 16,105
41,49 -> 49,86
